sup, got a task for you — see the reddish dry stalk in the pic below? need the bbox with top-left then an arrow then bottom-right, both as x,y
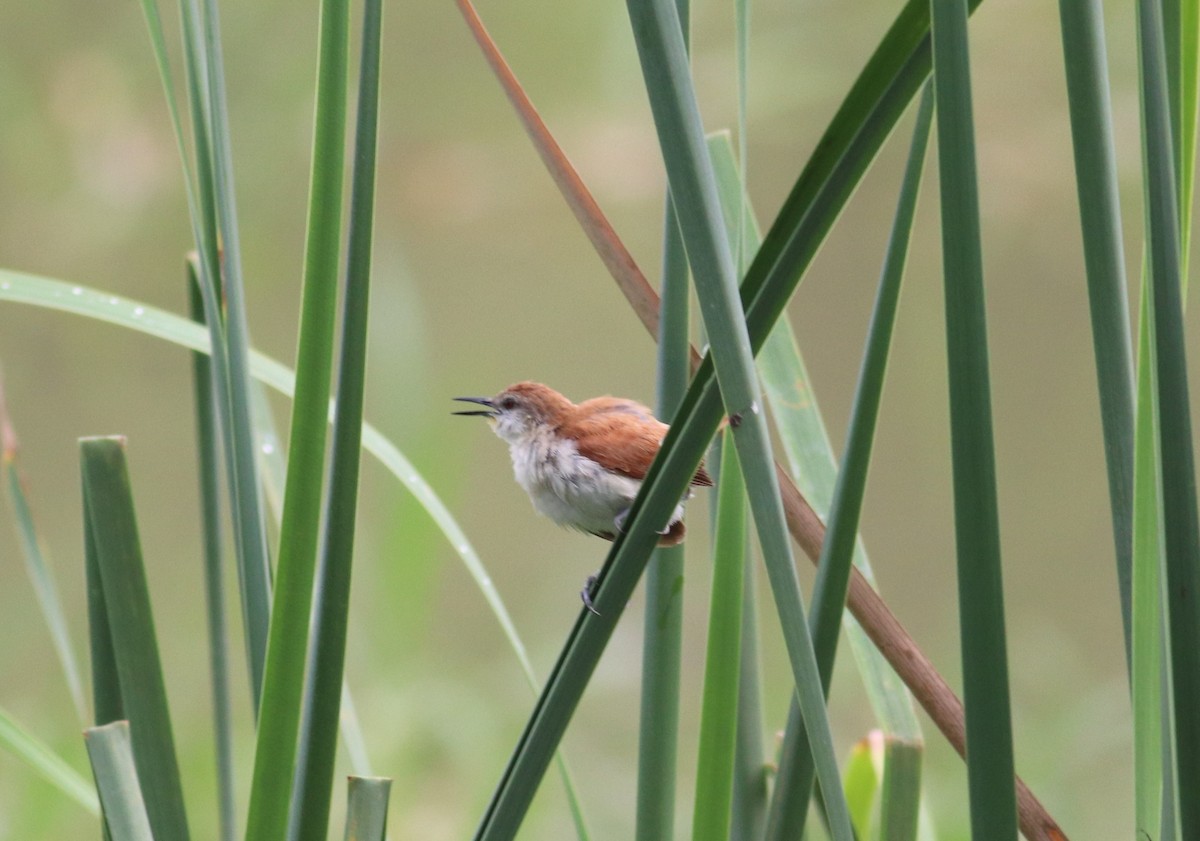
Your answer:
455,0 -> 663,345
456,1 -> 1066,838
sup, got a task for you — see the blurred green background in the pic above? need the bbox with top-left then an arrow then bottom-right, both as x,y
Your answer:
0,0 -> 1170,837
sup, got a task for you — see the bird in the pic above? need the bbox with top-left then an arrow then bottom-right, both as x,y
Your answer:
453,381 -> 712,549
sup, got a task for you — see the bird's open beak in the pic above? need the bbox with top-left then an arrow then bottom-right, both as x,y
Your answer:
452,396 -> 496,417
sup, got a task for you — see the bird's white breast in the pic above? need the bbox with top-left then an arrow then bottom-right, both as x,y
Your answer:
504,426 -> 647,537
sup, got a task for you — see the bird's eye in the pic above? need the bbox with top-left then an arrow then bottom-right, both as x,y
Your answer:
499,396 -> 518,411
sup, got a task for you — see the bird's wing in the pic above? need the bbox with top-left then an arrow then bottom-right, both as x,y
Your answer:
572,397 -> 712,486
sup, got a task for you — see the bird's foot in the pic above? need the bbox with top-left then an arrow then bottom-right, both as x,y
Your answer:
581,574 -> 601,616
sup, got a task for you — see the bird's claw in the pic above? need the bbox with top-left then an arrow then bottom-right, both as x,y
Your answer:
581,574 -> 601,616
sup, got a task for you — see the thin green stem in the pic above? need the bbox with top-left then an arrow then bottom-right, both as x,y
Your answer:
1138,0 -> 1200,832
188,273 -> 236,841
764,83 -> 933,841
637,195 -> 690,841
930,0 -> 1016,835
292,0 -> 383,834
244,0 -> 350,835
624,0 -> 853,835
1058,0 -> 1136,671
691,438 -> 746,841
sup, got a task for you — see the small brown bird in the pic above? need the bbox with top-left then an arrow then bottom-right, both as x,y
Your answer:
453,381 -> 712,547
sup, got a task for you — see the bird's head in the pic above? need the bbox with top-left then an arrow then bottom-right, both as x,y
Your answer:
453,381 -> 574,444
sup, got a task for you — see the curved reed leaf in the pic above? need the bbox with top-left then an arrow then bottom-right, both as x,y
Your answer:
0,270 -> 583,836
0,385 -> 87,722
0,704 -> 98,814
0,270 -> 545,695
